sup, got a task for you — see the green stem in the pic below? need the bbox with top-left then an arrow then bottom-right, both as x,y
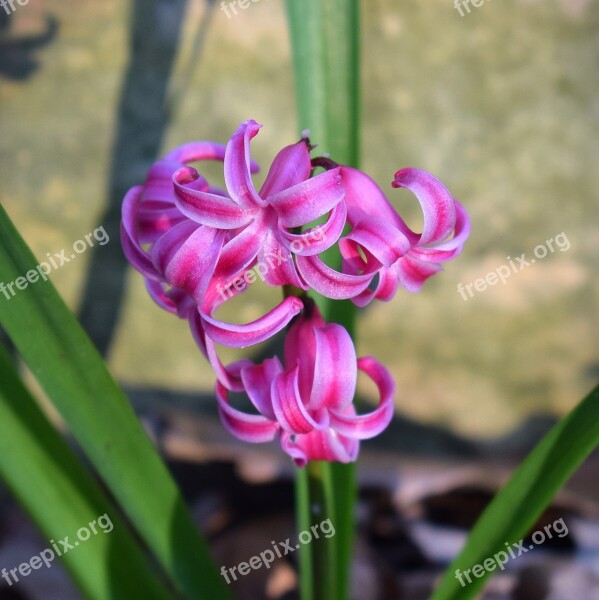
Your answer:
286,2 -> 361,598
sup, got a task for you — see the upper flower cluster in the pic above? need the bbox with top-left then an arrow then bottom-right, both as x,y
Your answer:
121,119 -> 469,465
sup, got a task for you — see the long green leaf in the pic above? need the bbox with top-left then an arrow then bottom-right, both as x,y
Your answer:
286,2 -> 361,599
0,343 -> 173,599
431,383 -> 599,600
0,205 -> 231,600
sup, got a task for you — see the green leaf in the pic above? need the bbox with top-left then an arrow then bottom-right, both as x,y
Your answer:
431,383 -> 599,600
0,343 -> 173,599
0,205 -> 231,600
286,2 -> 361,599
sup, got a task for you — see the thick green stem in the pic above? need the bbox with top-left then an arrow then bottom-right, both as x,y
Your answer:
286,1 -> 361,599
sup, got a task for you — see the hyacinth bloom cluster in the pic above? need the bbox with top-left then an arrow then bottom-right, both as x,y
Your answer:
121,119 -> 469,465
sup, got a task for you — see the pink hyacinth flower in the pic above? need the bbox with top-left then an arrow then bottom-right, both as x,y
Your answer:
334,166 -> 470,305
215,304 -> 395,466
121,142 -> 303,388
172,120 -> 370,298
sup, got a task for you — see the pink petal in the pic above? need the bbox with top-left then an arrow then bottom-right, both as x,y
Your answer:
174,166 -> 255,229
137,205 -> 186,243
216,382 -> 279,443
224,120 -> 267,208
215,218 -> 263,282
188,311 -> 250,391
271,367 -> 329,434
392,168 -> 456,246
201,296 -> 304,348
296,254 -> 373,300
281,430 -> 359,467
240,358 -> 283,421
144,279 -> 178,314
142,159 -> 208,205
283,306 -> 323,399
310,323 -> 357,411
340,167 -> 406,229
151,222 -> 225,303
269,168 -> 344,228
121,186 -> 157,279
259,140 -> 312,197
163,141 -> 227,163
340,216 -> 411,268
279,202 -> 347,257
328,356 -> 394,439
409,200 -> 470,261
396,255 -> 443,293
256,232 -> 306,288
164,140 -> 260,174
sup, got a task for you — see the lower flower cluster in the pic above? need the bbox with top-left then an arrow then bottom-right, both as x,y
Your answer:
121,119 -> 469,465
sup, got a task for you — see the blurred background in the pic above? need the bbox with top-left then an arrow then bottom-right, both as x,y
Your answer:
0,0 -> 598,598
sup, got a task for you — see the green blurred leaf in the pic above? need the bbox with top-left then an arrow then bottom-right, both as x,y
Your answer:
431,383 -> 599,600
0,205 -> 230,600
0,343 -> 173,599
286,2 -> 361,599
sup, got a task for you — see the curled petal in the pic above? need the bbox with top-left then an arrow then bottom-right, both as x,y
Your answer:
272,367 -> 329,434
163,141 -> 227,164
329,357 -> 395,439
121,186 -> 157,279
259,140 -> 312,197
188,311 -> 250,391
310,323 -> 357,411
240,358 -> 283,421
216,382 -> 279,443
224,119 -> 266,208
145,279 -> 178,314
279,201 -> 347,257
283,306 -> 322,398
201,296 -> 304,348
392,168 -> 456,246
409,200 -> 470,262
174,166 -> 255,229
340,216 -> 411,268
151,222 -> 224,303
269,168 -> 344,228
296,254 -> 373,300
351,267 -> 401,307
137,204 -> 186,243
396,255 -> 443,293
216,218 -> 263,282
281,430 -> 359,468
142,159 -> 208,206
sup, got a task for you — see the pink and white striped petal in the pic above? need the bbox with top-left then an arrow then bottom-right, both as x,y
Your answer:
174,166 -> 255,229
201,296 -> 304,348
296,254 -> 373,300
216,382 -> 279,443
328,356 -> 395,439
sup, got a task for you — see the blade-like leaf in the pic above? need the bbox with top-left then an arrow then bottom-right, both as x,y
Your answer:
0,343 -> 173,599
431,383 -> 599,600
286,2 -> 361,599
0,205 -> 231,600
